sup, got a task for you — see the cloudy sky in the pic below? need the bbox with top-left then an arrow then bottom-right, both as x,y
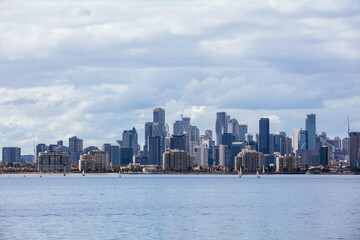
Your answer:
1,0 -> 360,154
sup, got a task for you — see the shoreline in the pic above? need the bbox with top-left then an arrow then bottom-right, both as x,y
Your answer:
1,172 -> 358,175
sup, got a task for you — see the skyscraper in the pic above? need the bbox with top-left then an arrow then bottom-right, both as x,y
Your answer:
259,118 -> 270,154
239,124 -> 248,142
349,132 -> 360,167
148,136 -> 161,165
293,128 -> 301,153
170,134 -> 186,151
153,107 -> 165,124
122,127 -> 138,155
306,113 -> 316,150
216,112 -> 226,145
69,136 -> 83,165
2,147 -> 21,163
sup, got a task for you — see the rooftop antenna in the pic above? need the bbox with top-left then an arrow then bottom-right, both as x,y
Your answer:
348,116 -> 350,136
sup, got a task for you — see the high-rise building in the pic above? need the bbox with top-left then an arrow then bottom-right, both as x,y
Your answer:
36,144 -> 48,161
163,149 -> 192,171
239,124 -> 248,142
102,144 -> 112,165
299,130 -> 308,150
2,147 -> 21,163
234,147 -> 264,172
170,134 -> 186,151
306,113 -> 316,150
153,107 -> 165,124
83,146 -> 99,154
293,128 -> 301,153
349,132 -> 360,167
193,145 -> 209,166
259,118 -> 270,154
148,136 -> 161,165
111,145 -> 120,166
228,118 -> 239,138
79,150 -> 109,172
205,130 -> 212,139
122,127 -> 138,155
319,146 -> 330,166
276,155 -> 300,173
38,151 -> 71,173
216,112 -> 226,145
120,147 -> 133,165
342,137 -> 350,155
69,136 -> 83,165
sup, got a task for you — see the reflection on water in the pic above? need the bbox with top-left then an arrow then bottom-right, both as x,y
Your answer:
1,174 -> 360,239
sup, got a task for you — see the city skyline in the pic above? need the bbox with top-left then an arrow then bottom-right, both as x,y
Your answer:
1,108 -> 355,155
1,0 -> 359,154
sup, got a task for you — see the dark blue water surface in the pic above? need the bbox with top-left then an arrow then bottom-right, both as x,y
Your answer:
1,174 -> 360,239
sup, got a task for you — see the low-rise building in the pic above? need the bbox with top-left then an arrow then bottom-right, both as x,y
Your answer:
234,147 -> 264,172
79,150 -> 109,172
38,151 -> 71,173
163,149 -> 192,171
276,154 -> 300,173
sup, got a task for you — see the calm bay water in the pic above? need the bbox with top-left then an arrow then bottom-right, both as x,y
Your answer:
1,174 -> 360,240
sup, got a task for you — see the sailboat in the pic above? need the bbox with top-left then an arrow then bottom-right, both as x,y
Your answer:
118,170 -> 121,178
238,167 -> 243,178
82,169 -> 85,176
256,170 -> 260,178
262,165 -> 265,174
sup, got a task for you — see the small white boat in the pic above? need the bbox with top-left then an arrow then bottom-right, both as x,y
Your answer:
238,168 -> 243,178
256,170 -> 260,178
262,165 -> 265,174
82,169 -> 85,176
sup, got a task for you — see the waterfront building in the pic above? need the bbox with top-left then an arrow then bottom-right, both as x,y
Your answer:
349,132 -> 360,167
120,147 -> 133,165
2,147 -> 21,163
276,155 -> 300,173
306,113 -> 316,150
69,136 -> 83,165
79,150 -> 109,172
111,145 -> 120,166
38,151 -> 71,173
163,149 -> 192,171
215,112 -> 226,145
122,127 -> 138,155
259,118 -> 270,154
153,107 -> 165,124
234,147 -> 264,172
102,144 -> 112,165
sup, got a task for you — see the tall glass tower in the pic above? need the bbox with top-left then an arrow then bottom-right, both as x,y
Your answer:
305,113 -> 316,150
153,107 -> 165,124
215,112 -> 226,145
259,118 -> 270,154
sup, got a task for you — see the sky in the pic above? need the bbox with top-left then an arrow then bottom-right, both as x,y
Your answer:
1,0 -> 360,154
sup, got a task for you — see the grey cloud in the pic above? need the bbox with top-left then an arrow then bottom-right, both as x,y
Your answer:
2,98 -> 36,105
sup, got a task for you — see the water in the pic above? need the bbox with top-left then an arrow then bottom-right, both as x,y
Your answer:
1,174 -> 360,240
